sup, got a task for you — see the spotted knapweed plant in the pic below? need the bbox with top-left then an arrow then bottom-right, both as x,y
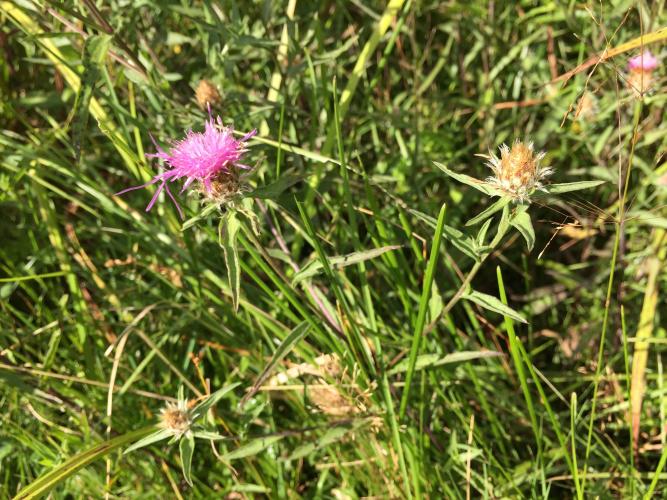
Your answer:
124,384 -> 239,486
116,109 -> 270,311
427,140 -> 605,322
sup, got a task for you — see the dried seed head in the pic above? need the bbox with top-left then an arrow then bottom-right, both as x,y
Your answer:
159,401 -> 191,435
195,79 -> 222,110
484,140 -> 551,202
308,386 -> 361,417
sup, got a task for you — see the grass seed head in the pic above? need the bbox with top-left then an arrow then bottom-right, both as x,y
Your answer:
484,140 -> 551,202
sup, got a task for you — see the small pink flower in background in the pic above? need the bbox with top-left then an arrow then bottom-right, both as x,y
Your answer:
628,50 -> 659,73
117,110 -> 256,218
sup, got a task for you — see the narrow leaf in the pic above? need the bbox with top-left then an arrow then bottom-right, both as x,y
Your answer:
15,426 -> 154,499
223,435 -> 284,461
388,350 -> 502,375
191,431 -> 229,441
249,173 -> 308,199
466,197 -> 512,226
70,34 -> 112,161
463,290 -> 527,323
285,422 -> 364,461
241,322 -> 310,406
292,245 -> 401,284
190,382 -> 240,422
220,211 -> 242,311
182,203 -> 219,231
543,180 -> 605,194
476,218 -> 493,247
410,209 -> 479,260
400,203 -> 446,418
433,161 -> 498,196
510,206 -> 535,251
124,428 -> 173,454
179,433 -> 195,486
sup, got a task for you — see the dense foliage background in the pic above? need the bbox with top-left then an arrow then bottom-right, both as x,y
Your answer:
1,0 -> 666,497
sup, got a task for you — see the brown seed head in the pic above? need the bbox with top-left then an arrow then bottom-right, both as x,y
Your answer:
195,79 -> 221,110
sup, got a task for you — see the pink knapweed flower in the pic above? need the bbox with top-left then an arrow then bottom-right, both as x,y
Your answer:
628,50 -> 659,72
117,110 -> 256,218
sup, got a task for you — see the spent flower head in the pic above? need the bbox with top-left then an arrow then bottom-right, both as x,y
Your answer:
116,109 -> 256,218
483,140 -> 552,203
195,79 -> 222,110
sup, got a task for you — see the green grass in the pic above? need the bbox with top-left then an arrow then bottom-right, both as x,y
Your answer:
1,1 -> 667,498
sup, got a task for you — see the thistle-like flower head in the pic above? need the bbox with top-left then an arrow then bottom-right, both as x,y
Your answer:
628,50 -> 659,73
484,140 -> 552,202
627,51 -> 659,97
159,398 -> 191,436
116,109 -> 256,218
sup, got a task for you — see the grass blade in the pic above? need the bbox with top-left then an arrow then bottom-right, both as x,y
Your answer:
399,203 -> 446,419
15,426 -> 155,499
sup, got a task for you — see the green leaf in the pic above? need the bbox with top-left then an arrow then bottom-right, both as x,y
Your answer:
124,428 -> 173,454
285,422 -> 363,461
241,322 -> 310,405
249,173 -> 308,199
433,161 -> 499,196
463,290 -> 527,324
190,382 -> 241,422
542,180 -> 605,194
192,430 -> 229,440
70,34 -> 112,161
249,135 -> 339,165
476,218 -> 493,247
292,245 -> 401,284
466,197 -> 512,226
182,203 -> 219,231
179,433 -> 195,486
494,204 -> 511,244
388,350 -> 502,375
400,203 -> 447,418
510,206 -> 535,251
15,426 -> 155,499
223,435 -> 285,461
628,210 -> 667,229
219,211 -> 242,312
410,209 -> 478,260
